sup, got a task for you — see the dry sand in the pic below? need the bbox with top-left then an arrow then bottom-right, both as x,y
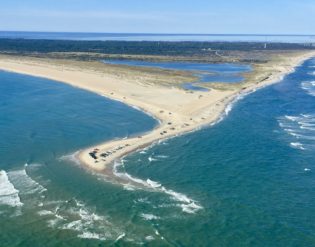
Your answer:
0,52 -> 314,173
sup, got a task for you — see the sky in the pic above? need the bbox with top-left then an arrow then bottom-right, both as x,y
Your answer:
0,0 -> 314,34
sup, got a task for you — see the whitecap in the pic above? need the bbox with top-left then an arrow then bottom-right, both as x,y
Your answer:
148,156 -> 158,162
155,155 -> 169,159
115,233 -> 126,242
0,170 -> 23,207
38,210 -> 54,216
113,161 -> 202,214
8,167 -> 47,195
301,81 -> 315,96
154,230 -> 165,240
44,198 -> 124,242
145,235 -> 155,241
278,114 -> 315,151
134,197 -> 150,204
141,213 -> 160,220
78,232 -> 107,241
290,142 -> 305,150
161,188 -> 203,214
123,184 -> 136,191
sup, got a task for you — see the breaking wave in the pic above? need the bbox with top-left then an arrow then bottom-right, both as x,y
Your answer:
39,198 -> 125,242
278,114 -> 315,151
8,165 -> 47,195
0,170 -> 23,207
140,213 -> 160,220
113,160 -> 202,214
301,81 -> 315,96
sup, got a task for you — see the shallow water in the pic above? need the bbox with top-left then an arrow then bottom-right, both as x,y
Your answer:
1,58 -> 315,246
104,59 -> 251,91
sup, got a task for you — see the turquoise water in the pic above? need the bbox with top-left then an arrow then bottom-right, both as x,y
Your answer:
1,32 -> 315,43
104,60 -> 251,90
1,58 -> 315,246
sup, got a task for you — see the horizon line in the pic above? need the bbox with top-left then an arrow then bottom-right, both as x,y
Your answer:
0,30 -> 315,37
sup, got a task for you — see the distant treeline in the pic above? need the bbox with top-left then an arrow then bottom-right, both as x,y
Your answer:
0,39 -> 314,56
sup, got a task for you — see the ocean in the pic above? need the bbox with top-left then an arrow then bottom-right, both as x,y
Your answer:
1,57 -> 315,246
0,31 -> 314,43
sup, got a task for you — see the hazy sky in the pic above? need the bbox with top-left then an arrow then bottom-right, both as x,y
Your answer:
0,0 -> 314,34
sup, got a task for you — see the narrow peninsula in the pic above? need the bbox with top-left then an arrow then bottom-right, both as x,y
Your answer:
0,42 -> 314,175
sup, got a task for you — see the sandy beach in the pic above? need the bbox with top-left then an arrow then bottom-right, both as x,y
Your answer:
0,51 -> 314,173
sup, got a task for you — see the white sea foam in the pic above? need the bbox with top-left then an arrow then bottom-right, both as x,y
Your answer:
0,170 -> 23,207
161,188 -> 203,214
141,213 -> 160,220
145,235 -> 155,241
123,184 -> 136,191
301,81 -> 315,96
47,218 -> 62,228
146,179 -> 161,188
278,114 -> 315,151
113,161 -> 202,214
38,210 -> 54,216
78,232 -> 107,241
155,155 -> 169,159
154,229 -> 165,240
43,198 -> 124,241
8,167 -> 47,195
115,233 -> 126,242
135,197 -> 150,204
148,156 -> 158,162
218,71 -> 293,125
215,91 -> 251,125
224,104 -> 233,116
290,142 -> 305,150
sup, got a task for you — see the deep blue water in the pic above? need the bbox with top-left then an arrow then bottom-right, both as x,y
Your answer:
1,58 -> 315,246
104,59 -> 251,90
0,31 -> 315,43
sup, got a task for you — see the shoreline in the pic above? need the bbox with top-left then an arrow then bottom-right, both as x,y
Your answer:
0,52 -> 314,175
